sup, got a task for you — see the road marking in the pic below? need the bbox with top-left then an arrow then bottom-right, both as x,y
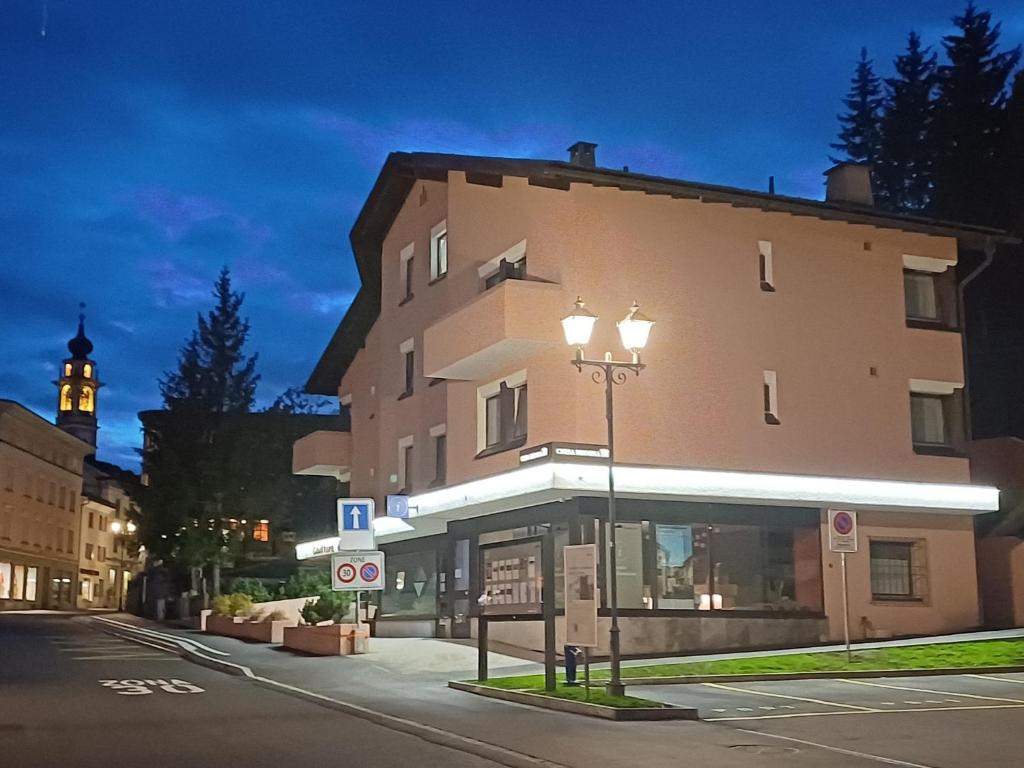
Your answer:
701,682 -> 878,711
734,728 -> 938,768
706,703 -> 1024,722
837,678 -> 1024,704
72,654 -> 180,660
93,618 -> 230,656
711,708 -> 726,713
966,673 -> 1024,685
98,679 -> 204,695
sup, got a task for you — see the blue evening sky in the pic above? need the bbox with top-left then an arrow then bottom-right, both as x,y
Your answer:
2,1 -> 1022,468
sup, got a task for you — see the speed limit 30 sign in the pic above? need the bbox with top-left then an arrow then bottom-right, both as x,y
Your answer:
828,509 -> 858,553
331,551 -> 385,591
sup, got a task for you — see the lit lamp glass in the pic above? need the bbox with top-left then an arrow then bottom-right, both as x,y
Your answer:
110,521 -> 122,535
617,301 -> 654,357
126,521 -> 137,534
561,297 -> 598,353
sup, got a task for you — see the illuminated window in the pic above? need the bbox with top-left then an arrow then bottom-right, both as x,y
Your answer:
253,521 -> 269,543
64,363 -> 72,376
79,386 -> 94,413
59,385 -> 73,412
83,363 -> 93,379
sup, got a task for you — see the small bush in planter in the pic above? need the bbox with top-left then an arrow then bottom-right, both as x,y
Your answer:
279,571 -> 331,599
212,593 -> 254,618
259,609 -> 287,623
228,577 -> 273,603
300,589 -> 352,625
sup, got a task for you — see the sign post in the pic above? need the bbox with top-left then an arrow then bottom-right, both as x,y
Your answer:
564,544 -> 598,699
828,509 -> 858,663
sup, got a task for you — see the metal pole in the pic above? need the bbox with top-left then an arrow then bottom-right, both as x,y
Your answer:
355,590 -> 362,630
841,552 -> 852,663
584,647 -> 591,702
605,366 -> 624,697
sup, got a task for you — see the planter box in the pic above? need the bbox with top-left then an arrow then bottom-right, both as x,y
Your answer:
206,614 -> 296,644
282,623 -> 370,656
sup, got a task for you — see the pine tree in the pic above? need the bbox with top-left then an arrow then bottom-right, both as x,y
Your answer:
876,32 -> 938,211
831,47 -> 883,165
999,71 -> 1024,234
930,2 -> 1021,224
159,267 -> 259,412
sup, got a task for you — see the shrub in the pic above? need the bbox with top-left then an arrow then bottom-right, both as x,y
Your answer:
228,577 -> 273,603
211,594 -> 233,616
299,589 -> 352,625
212,592 -> 254,618
278,571 -> 331,599
260,609 -> 287,623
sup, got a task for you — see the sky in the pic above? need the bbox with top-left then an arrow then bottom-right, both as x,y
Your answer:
2,1 -> 1023,469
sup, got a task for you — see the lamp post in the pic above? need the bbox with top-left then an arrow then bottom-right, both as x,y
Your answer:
561,297 -> 654,697
109,520 -> 137,612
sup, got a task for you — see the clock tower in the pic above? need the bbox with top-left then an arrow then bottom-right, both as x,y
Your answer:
56,304 -> 101,449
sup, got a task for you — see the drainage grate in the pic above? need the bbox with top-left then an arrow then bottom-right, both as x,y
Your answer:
729,744 -> 799,755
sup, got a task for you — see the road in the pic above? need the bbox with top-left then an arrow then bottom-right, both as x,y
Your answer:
0,614 -> 502,768
635,673 -> 1024,767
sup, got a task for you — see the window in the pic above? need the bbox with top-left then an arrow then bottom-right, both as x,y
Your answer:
399,338 -> 415,398
431,425 -> 447,485
430,221 -> 448,280
763,370 -> 780,425
904,271 -> 938,320
59,384 -> 73,410
25,567 -> 37,601
909,383 -> 963,454
253,520 -> 269,543
88,512 -> 94,529
85,543 -> 94,560
397,436 -> 414,493
758,240 -> 775,291
58,486 -> 65,507
68,491 -> 76,511
98,545 -> 106,561
479,239 -> 527,290
79,386 -> 95,413
400,242 -> 415,303
11,565 -> 24,600
64,363 -> 72,376
83,363 -> 93,379
478,374 -> 528,455
0,562 -> 10,599
870,540 -> 924,600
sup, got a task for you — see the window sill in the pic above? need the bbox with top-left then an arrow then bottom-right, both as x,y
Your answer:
398,293 -> 415,307
429,478 -> 446,489
905,318 -> 957,332
428,377 -> 444,387
870,596 -> 925,604
428,273 -> 448,286
913,443 -> 965,458
397,390 -> 414,401
759,281 -> 776,292
764,413 -> 781,425
475,436 -> 528,459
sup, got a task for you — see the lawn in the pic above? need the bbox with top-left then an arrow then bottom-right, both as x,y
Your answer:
483,638 -> 1024,687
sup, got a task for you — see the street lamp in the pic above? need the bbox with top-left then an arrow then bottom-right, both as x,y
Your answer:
109,520 -> 137,612
561,297 -> 654,697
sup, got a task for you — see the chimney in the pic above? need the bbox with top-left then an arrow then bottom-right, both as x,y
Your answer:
824,162 -> 874,207
567,141 -> 597,168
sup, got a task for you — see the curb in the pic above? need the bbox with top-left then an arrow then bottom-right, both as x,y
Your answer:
617,664 -> 1024,686
449,681 -> 699,721
85,617 -> 570,768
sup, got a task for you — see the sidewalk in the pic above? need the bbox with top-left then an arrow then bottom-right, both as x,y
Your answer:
86,614 -> 874,768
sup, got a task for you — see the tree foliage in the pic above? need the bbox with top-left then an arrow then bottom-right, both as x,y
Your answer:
831,47 -> 883,165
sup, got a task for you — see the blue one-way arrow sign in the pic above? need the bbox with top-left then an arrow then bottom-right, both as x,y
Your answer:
336,498 -> 375,550
341,502 -> 371,531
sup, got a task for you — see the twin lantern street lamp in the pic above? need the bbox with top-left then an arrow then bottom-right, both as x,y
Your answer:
560,297 -> 654,697
109,520 -> 137,612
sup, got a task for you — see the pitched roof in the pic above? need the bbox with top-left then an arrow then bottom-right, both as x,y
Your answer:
306,151 -> 1018,394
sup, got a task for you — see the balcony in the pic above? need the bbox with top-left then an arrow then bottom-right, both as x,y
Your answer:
423,279 -> 565,380
292,430 -> 352,478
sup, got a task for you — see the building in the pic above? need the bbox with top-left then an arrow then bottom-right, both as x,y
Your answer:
0,400 -> 92,610
297,145 -> 1010,654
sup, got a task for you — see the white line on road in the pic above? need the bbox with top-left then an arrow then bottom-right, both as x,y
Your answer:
837,678 -> 1024,705
734,728 -> 938,768
705,703 -> 1024,722
72,654 -> 181,660
93,618 -> 230,656
701,682 -> 879,711
966,673 -> 1024,685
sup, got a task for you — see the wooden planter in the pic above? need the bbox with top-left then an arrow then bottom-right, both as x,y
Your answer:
282,623 -> 370,656
206,614 -> 296,644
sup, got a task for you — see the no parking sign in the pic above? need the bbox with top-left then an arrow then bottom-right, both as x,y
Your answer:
331,551 -> 385,591
828,509 -> 858,553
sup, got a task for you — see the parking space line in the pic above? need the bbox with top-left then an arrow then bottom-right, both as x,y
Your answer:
701,682 -> 879,711
837,678 -> 1024,704
734,728 -> 937,768
706,703 -> 1024,722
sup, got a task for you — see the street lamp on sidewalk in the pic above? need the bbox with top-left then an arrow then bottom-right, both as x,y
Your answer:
109,519 -> 137,612
561,297 -> 654,697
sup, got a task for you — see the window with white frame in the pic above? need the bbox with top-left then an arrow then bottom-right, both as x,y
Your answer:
477,371 -> 528,455
758,240 -> 775,291
400,242 -> 415,303
430,221 -> 448,280
909,379 -> 963,453
397,435 -> 414,493
478,239 -> 527,291
399,338 -> 415,398
763,370 -> 780,425
430,423 -> 447,485
902,254 -> 957,328
904,270 -> 938,320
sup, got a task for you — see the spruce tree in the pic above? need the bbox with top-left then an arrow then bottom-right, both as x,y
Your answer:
930,2 -> 1021,224
831,47 -> 883,166
999,71 -> 1024,234
876,32 -> 937,211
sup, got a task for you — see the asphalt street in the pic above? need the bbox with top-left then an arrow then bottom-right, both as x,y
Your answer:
635,673 -> 1024,767
0,614 -> 503,768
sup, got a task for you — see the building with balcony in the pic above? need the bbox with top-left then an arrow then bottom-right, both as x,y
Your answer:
300,144 -> 1012,654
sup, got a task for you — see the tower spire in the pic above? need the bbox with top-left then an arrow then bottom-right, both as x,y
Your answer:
57,303 -> 100,449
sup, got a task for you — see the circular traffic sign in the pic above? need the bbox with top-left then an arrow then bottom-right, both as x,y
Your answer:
359,562 -> 379,582
336,563 -> 356,583
832,511 -> 854,535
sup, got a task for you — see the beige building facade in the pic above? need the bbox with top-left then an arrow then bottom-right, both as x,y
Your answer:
0,400 -> 92,611
298,148 -> 1008,654
77,461 -> 140,610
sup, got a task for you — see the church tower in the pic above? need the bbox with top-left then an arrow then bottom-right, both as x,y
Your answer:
56,304 -> 101,449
